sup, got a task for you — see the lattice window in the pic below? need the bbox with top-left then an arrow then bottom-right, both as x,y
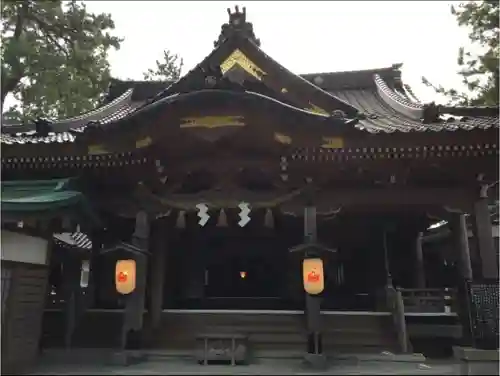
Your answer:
469,282 -> 499,349
1,266 -> 12,325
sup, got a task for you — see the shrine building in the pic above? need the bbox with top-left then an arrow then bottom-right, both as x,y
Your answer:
1,6 -> 498,373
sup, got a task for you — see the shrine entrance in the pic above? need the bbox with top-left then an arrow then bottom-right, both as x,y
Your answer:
202,233 -> 290,310
169,229 -> 292,310
205,252 -> 283,298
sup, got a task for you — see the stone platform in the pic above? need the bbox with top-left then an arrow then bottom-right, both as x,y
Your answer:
29,349 -> 449,375
29,358 -> 454,375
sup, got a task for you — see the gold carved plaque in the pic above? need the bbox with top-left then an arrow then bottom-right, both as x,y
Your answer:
87,144 -> 108,155
135,136 -> 152,149
180,116 -> 245,129
274,132 -> 292,145
321,137 -> 344,149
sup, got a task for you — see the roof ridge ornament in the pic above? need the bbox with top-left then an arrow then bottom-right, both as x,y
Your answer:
421,102 -> 441,124
34,117 -> 53,136
214,6 -> 261,47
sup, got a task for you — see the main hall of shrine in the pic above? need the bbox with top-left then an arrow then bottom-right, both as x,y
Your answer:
1,6 -> 498,374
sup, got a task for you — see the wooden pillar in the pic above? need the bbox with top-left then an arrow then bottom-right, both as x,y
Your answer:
303,205 -> 323,360
148,218 -> 167,329
86,229 -> 103,309
304,206 -> 317,242
121,211 -> 150,350
382,228 -> 393,286
61,254 -> 82,349
472,199 -> 498,279
449,213 -> 473,280
414,232 -> 426,288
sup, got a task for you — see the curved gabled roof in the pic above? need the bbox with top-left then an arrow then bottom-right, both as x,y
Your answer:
0,88 -> 360,154
1,7 -> 498,147
328,73 -> 498,134
3,89 -> 135,134
76,88 -> 359,139
1,89 -> 140,145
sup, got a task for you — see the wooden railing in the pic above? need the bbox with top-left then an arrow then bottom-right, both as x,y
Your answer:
399,288 -> 457,314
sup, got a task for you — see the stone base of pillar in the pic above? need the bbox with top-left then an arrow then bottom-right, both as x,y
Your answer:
109,350 -> 148,366
303,353 -> 328,370
453,346 -> 499,375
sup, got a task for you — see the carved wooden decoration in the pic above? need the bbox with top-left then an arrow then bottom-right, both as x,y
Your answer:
220,49 -> 267,80
307,103 -> 329,116
303,258 -> 324,295
115,259 -> 136,295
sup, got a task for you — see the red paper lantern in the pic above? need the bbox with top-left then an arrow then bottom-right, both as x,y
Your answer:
302,258 -> 324,295
115,259 -> 136,295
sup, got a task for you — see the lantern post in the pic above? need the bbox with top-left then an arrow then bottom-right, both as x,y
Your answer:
101,211 -> 151,365
290,241 -> 336,369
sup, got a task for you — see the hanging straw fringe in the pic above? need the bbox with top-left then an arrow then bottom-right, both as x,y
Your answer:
217,209 -> 228,227
264,208 -> 274,228
176,210 -> 186,229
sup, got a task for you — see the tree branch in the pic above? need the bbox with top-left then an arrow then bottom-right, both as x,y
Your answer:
1,1 -> 29,112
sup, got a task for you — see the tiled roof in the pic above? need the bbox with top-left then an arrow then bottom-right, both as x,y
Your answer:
102,68 -> 499,134
1,67 -> 498,145
329,74 -> 498,134
53,231 -> 92,250
3,5 -> 497,147
1,89 -> 139,145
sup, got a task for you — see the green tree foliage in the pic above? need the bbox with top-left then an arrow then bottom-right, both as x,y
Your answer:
1,0 -> 122,122
143,49 -> 184,81
422,0 -> 499,106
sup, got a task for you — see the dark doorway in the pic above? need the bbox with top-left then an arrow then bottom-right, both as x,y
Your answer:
206,253 -> 282,298
198,235 -> 289,309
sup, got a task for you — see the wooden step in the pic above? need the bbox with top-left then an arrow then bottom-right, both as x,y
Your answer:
42,309 -> 400,354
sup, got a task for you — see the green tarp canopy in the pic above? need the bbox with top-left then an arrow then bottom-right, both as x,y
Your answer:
1,178 -> 100,225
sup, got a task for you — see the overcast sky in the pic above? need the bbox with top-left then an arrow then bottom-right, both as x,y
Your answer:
85,0 -> 470,104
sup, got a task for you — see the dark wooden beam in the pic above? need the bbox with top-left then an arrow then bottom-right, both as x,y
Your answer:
139,186 -> 472,211
96,185 -> 475,219
449,213 -> 473,280
471,198 -> 498,279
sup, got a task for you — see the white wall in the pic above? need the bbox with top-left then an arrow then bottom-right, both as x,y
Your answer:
1,230 -> 49,266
